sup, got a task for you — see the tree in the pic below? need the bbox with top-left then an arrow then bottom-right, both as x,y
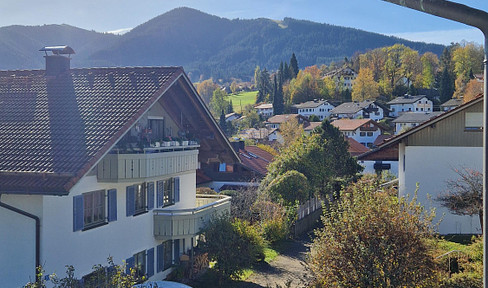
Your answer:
209,88 -> 228,117
278,116 -> 304,146
196,78 -> 219,104
230,80 -> 239,94
463,78 -> 483,103
420,52 -> 439,89
226,100 -> 234,114
272,73 -> 284,115
260,120 -> 362,198
437,167 -> 483,230
219,110 -> 227,133
351,67 -> 379,101
439,66 -> 454,103
256,68 -> 272,103
309,178 -> 438,287
264,170 -> 310,205
289,53 -> 299,79
200,216 -> 265,281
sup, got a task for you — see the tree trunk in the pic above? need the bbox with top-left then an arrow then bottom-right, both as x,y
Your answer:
479,209 -> 483,232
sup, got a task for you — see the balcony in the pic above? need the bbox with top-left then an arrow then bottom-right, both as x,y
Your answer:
153,194 -> 231,240
97,145 -> 199,182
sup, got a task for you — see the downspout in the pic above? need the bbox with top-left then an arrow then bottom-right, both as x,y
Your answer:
0,194 -> 41,282
381,1 -> 488,286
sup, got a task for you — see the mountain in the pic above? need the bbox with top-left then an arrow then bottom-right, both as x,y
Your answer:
0,7 -> 444,81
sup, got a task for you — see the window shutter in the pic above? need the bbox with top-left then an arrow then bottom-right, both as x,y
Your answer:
147,248 -> 154,277
157,244 -> 164,272
126,256 -> 134,275
175,177 -> 180,202
157,181 -> 164,207
147,182 -> 155,210
73,195 -> 84,231
107,189 -> 117,222
126,186 -> 135,217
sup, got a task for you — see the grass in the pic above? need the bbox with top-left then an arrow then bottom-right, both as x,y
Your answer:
227,91 -> 258,113
239,247 -> 279,281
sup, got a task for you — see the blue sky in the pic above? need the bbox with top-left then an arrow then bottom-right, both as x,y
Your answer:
1,0 -> 487,45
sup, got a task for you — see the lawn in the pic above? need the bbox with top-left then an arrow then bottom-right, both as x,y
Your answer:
227,91 -> 257,113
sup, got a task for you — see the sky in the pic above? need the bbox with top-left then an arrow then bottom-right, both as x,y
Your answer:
1,0 -> 487,45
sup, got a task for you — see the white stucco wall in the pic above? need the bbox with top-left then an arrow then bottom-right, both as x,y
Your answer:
399,145 -> 482,235
359,160 -> 398,177
0,194 -> 43,288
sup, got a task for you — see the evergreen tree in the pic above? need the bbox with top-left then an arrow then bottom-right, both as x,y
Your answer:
439,66 -> 454,103
219,110 -> 227,133
272,73 -> 284,115
256,68 -> 272,103
284,62 -> 291,81
290,53 -> 299,79
227,100 -> 234,114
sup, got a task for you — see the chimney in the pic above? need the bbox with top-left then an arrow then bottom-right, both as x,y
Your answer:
39,46 -> 75,76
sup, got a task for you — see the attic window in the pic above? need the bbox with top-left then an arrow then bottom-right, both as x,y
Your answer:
465,112 -> 483,131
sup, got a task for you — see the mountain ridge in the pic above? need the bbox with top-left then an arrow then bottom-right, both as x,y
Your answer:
0,7 -> 444,81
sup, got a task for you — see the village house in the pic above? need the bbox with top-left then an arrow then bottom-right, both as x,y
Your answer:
324,67 -> 357,90
254,103 -> 274,118
392,112 -> 443,135
292,99 -> 335,120
440,98 -> 463,111
387,94 -> 433,117
358,96 -> 483,234
329,99 -> 388,121
0,46 -> 239,287
265,114 -> 309,130
331,118 -> 383,148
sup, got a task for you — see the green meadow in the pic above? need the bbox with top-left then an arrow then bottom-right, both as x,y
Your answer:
227,91 -> 257,113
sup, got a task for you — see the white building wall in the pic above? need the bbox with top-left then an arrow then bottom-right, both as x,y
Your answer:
1,170 -> 197,285
412,98 -> 433,113
0,194 -> 43,288
399,146 -> 482,235
359,160 -> 398,177
350,128 -> 381,147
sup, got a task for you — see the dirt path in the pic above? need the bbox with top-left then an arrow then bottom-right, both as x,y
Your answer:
237,236 -> 314,288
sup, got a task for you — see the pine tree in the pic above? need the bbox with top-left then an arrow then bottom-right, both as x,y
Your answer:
273,71 -> 284,115
290,53 -> 299,79
284,62 -> 291,81
227,100 -> 234,114
439,66 -> 454,103
219,110 -> 227,134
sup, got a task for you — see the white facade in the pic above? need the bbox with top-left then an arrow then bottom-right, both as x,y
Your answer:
398,144 -> 482,234
255,104 -> 273,118
296,102 -> 335,120
389,97 -> 433,117
359,160 -> 398,177
342,127 -> 382,148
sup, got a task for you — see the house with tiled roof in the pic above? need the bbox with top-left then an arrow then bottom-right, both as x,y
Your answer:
254,103 -> 273,118
293,99 -> 335,120
440,98 -> 463,111
329,99 -> 388,121
331,118 -> 384,148
358,96 -> 483,234
265,114 -> 309,130
387,94 -> 433,117
198,142 -> 275,191
392,112 -> 443,134
324,67 -> 357,90
0,46 -> 239,287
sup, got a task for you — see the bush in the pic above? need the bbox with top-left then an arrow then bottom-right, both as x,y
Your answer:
252,200 -> 290,243
200,215 -> 266,280
309,179 -> 439,287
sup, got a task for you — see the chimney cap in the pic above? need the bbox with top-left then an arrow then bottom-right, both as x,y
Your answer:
39,45 -> 75,55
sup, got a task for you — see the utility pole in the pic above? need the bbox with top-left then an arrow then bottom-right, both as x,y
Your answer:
381,0 -> 488,286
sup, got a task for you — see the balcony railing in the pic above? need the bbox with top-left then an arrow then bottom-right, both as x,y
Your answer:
97,145 -> 199,182
153,195 -> 231,240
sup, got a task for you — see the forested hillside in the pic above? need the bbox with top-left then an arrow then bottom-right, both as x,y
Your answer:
0,7 -> 444,81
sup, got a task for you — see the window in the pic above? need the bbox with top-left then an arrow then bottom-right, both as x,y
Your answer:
157,241 -> 173,272
367,132 -> 373,137
126,183 -> 154,217
148,118 -> 165,141
73,189 -> 117,231
157,177 -> 180,207
360,132 -> 366,137
126,248 -> 154,279
465,112 -> 483,131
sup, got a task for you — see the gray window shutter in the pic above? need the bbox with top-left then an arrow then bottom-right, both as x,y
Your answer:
108,189 -> 117,222
157,244 -> 164,272
126,186 -> 135,217
147,248 -> 154,277
73,195 -> 84,231
175,177 -> 180,202
147,182 -> 155,210
157,181 -> 164,207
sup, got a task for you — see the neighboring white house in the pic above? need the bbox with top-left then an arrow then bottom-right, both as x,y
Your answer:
0,47 -> 239,287
324,67 -> 357,90
330,99 -> 388,121
254,103 -> 274,118
331,118 -> 383,148
387,94 -> 433,117
293,99 -> 335,120
359,96 -> 483,234
265,114 -> 309,130
392,112 -> 443,135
